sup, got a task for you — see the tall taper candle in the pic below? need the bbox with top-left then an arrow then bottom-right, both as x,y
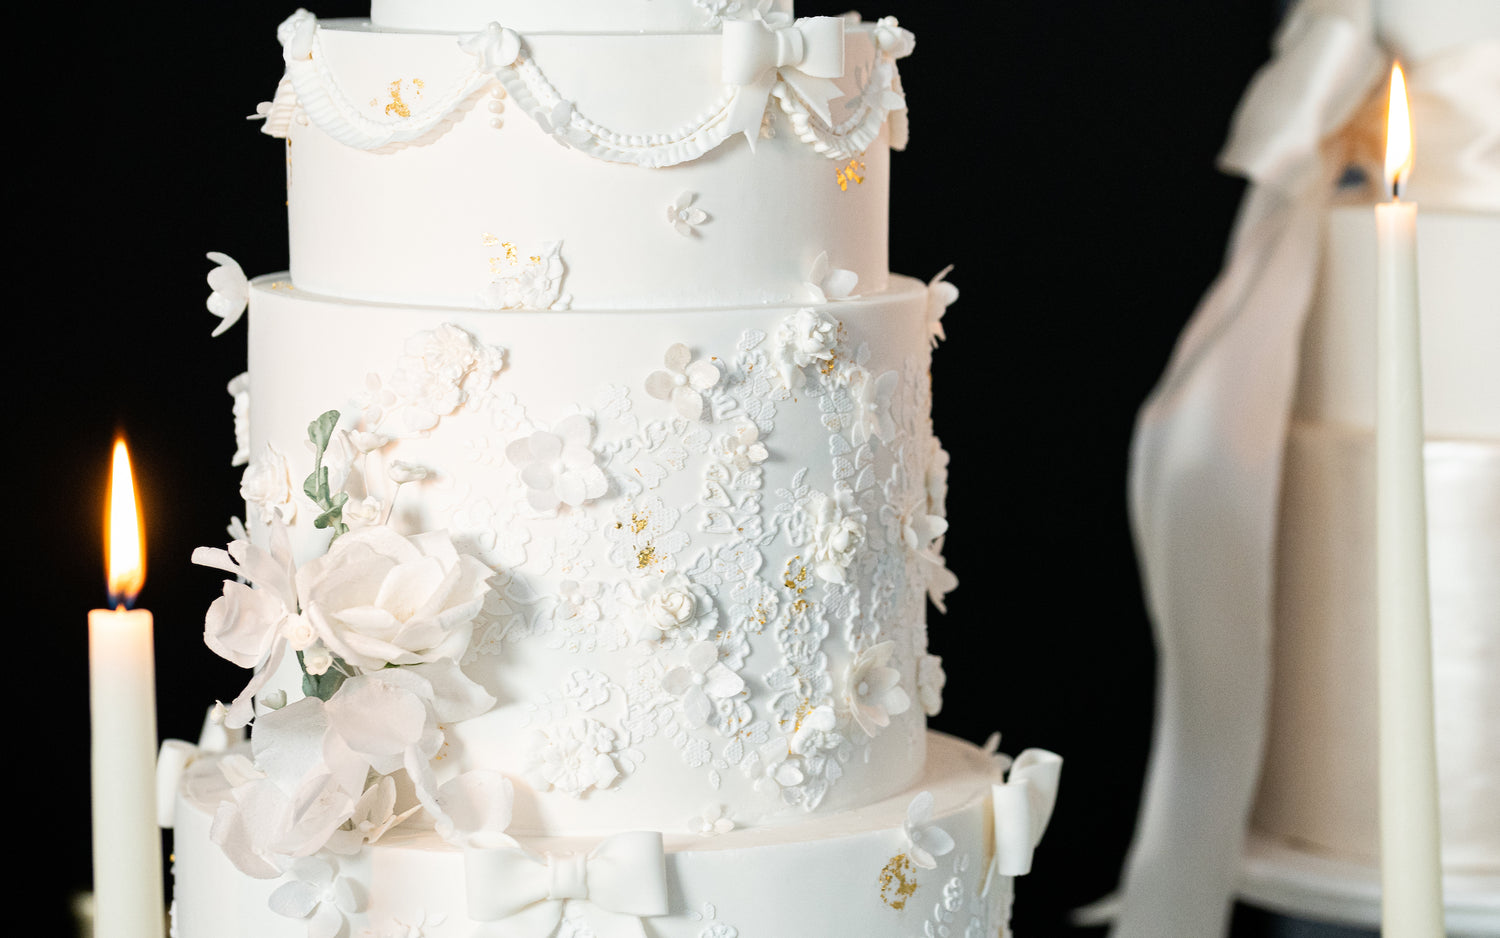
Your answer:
89,439 -> 165,938
1375,63 -> 1444,937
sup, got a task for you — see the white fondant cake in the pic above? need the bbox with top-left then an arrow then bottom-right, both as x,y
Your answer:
162,4 -> 1061,937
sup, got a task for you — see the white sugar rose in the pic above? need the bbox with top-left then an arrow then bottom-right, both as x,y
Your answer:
241,443 -> 297,525
774,308 -> 840,389
297,526 -> 494,672
647,589 -> 696,630
807,488 -> 866,584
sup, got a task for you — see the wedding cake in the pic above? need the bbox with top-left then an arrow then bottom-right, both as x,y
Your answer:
158,5 -> 1062,937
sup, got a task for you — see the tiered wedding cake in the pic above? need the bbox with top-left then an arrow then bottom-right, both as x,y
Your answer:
159,4 -> 1061,937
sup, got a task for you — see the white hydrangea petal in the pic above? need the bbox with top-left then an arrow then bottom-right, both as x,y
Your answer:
662,667 -> 695,696
560,443 -> 594,471
528,431 -> 563,462
663,343 -> 693,373
885,686 -> 912,717
675,191 -> 697,209
907,790 -> 935,826
824,267 -> 859,299
555,472 -> 588,507
504,437 -> 534,465
526,486 -> 561,513
682,688 -> 713,728
267,879 -> 321,920
685,359 -> 720,391
703,662 -> 745,699
579,465 -> 608,499
685,640 -> 718,674
808,251 -> 830,284
684,208 -> 708,225
553,414 -> 592,447
307,903 -> 344,938
520,460 -> 555,492
645,370 -> 678,401
672,386 -> 705,421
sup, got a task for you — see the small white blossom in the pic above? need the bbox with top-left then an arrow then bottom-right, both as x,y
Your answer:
874,16 -> 917,58
845,641 -> 911,737
667,191 -> 711,237
341,495 -> 384,529
206,252 -> 249,337
749,737 -> 804,798
903,790 -> 956,869
693,804 -> 736,835
719,424 -> 769,471
645,344 -> 721,421
267,855 -> 364,938
806,251 -> 859,303
505,415 -> 608,512
526,717 -> 623,796
387,460 -> 429,484
240,443 -> 296,525
926,265 -> 959,348
662,641 -> 746,729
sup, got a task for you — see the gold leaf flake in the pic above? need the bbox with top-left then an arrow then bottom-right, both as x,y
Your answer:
879,854 -> 918,910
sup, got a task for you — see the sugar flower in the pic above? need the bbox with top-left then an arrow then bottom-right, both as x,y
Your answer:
241,443 -> 297,525
206,252 -> 249,337
268,855 -> 365,938
902,790 -> 956,869
667,191 -> 711,237
917,653 -> 946,717
806,487 -> 867,584
773,308 -> 840,390
646,343 -> 721,421
297,526 -> 494,672
926,265 -> 959,348
849,368 -> 898,446
662,641 -> 746,729
806,250 -> 859,303
505,415 -> 608,512
845,641 -> 911,737
719,423 -> 769,472
526,717 -> 623,796
228,373 -> 250,467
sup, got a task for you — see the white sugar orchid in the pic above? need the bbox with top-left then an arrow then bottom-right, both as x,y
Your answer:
926,265 -> 959,348
806,250 -> 859,303
667,191 -> 711,237
296,526 -> 494,672
323,776 -> 418,855
241,443 -> 297,525
845,641 -> 911,737
662,641 -> 746,729
902,790 -> 956,869
267,855 -> 365,938
206,252 -> 249,337
506,415 -> 608,512
646,343 -> 721,421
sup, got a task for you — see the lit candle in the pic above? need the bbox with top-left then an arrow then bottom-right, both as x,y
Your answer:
89,438 -> 165,938
1374,62 -> 1444,937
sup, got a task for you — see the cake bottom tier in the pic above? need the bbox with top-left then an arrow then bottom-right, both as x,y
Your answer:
169,732 -> 1046,938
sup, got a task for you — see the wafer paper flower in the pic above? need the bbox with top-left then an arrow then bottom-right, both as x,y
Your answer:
268,855 -> 365,938
323,776 -> 418,855
667,191 -> 711,237
506,415 -> 608,511
297,526 -> 494,672
662,641 -> 746,728
806,251 -> 859,303
926,265 -> 959,348
646,344 -> 721,420
749,737 -> 804,798
693,804 -> 736,835
846,641 -> 911,736
206,252 -> 249,337
902,790 -> 956,869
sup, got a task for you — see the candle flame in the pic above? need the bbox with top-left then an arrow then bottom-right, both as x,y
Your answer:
1384,63 -> 1413,199
106,437 -> 146,608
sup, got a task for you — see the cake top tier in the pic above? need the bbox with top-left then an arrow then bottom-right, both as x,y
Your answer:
372,0 -> 794,34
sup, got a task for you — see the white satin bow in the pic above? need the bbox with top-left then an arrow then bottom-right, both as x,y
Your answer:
992,749 -> 1064,877
466,831 -> 669,938
722,16 -> 845,147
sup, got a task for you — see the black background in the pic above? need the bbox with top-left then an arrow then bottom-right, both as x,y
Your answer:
26,2 -> 1277,934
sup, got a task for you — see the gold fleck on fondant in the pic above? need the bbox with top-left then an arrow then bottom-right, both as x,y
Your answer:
879,853 -> 919,910
481,233 -> 501,246
383,79 -> 423,119
636,544 -> 657,569
631,512 -> 649,535
837,158 -> 867,191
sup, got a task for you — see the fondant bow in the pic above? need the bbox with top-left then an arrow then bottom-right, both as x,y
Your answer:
991,748 -> 1063,877
466,831 -> 669,938
722,16 -> 846,147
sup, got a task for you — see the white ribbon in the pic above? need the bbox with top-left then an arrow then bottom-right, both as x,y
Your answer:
465,831 -> 669,938
722,16 -> 845,147
992,749 -> 1063,877
1113,0 -> 1500,934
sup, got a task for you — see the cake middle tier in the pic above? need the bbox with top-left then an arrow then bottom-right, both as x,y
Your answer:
276,19 -> 898,310
240,275 -> 954,834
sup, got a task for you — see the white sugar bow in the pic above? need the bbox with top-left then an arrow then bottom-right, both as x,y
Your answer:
991,748 -> 1062,877
722,16 -> 845,146
466,831 -> 669,938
